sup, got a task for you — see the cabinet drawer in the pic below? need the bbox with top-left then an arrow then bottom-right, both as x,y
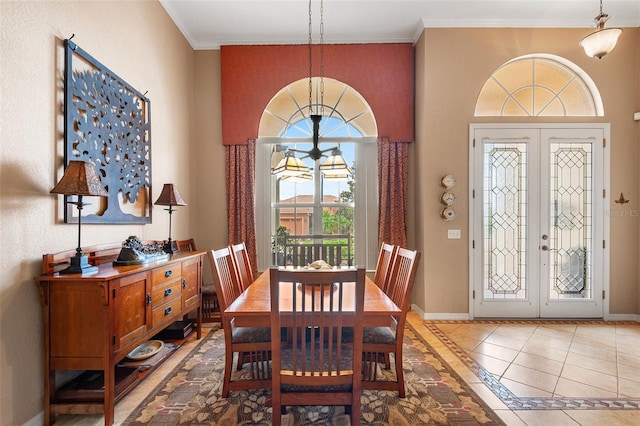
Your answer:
151,263 -> 182,286
151,278 -> 182,307
152,298 -> 182,326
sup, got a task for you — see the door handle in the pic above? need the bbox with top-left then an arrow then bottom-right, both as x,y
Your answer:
541,245 -> 556,251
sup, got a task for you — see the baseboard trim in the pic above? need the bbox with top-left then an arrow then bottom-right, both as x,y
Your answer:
411,305 -> 640,322
410,305 -> 471,321
24,413 -> 42,426
605,313 -> 640,322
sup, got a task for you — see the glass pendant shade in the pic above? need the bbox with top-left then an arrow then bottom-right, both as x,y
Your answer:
271,145 -> 287,169
272,152 -> 310,178
319,149 -> 352,175
323,172 -> 351,181
580,0 -> 622,60
580,27 -> 622,59
280,172 -> 313,183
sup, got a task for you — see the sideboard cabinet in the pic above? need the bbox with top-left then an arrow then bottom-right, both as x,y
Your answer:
35,250 -> 204,426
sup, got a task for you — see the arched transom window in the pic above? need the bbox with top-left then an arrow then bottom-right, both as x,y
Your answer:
259,77 -> 377,138
475,54 -> 603,117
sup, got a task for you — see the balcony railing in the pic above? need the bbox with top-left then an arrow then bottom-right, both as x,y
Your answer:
272,234 -> 352,267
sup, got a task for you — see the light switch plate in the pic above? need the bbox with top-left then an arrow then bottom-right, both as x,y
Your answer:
448,229 -> 461,239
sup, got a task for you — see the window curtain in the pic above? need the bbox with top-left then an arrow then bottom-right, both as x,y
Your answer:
225,139 -> 258,278
378,138 -> 408,249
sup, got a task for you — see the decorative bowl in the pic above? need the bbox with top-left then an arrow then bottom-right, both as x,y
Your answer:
127,340 -> 164,360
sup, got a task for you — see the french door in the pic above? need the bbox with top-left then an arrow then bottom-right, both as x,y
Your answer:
470,124 -> 609,318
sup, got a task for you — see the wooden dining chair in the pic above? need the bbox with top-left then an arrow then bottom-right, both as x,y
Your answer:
270,267 -> 366,426
171,238 -> 221,324
361,247 -> 420,398
230,241 -> 254,291
208,247 -> 271,397
373,242 -> 397,294
173,238 -> 197,252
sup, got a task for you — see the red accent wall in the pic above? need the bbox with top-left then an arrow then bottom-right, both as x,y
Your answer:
221,44 -> 414,145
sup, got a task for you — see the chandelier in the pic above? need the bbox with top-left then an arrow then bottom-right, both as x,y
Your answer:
271,0 -> 351,181
579,0 -> 622,59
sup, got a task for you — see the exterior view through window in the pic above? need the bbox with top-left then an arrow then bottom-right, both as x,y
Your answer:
271,116 -> 359,268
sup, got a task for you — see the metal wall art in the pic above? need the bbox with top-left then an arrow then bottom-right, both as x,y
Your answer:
63,38 -> 152,224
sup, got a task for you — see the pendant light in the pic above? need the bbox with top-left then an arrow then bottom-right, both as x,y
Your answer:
319,147 -> 353,179
580,0 -> 622,59
272,151 -> 312,179
271,0 -> 351,180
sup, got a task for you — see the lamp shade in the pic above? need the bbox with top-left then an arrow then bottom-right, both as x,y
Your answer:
50,160 -> 109,197
319,149 -> 352,175
50,160 -> 108,274
580,27 -> 622,59
272,153 -> 310,178
271,145 -> 287,169
154,183 -> 187,206
280,172 -> 313,183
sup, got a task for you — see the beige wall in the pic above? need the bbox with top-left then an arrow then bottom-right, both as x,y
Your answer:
636,29 -> 640,321
413,28 -> 640,316
0,1 -> 224,424
192,49 -> 228,286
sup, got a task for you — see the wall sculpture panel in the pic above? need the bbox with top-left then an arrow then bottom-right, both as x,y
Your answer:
63,38 -> 152,224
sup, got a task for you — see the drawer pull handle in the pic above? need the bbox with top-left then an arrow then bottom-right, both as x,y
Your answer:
146,293 -> 151,306
164,306 -> 172,316
165,270 -> 173,278
182,279 -> 187,289
164,288 -> 172,297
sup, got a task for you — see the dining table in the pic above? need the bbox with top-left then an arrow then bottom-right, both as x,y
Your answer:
224,267 -> 401,326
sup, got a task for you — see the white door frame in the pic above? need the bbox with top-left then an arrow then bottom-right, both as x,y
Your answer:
469,123 -> 610,319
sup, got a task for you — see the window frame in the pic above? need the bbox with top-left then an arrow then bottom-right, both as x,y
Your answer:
255,136 -> 378,272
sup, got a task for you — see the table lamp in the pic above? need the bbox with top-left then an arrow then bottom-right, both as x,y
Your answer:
50,160 -> 109,274
154,183 -> 187,254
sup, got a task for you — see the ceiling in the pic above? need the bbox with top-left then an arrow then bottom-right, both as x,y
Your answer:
159,0 -> 639,50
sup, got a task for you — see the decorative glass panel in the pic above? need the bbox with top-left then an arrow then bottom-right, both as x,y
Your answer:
483,142 -> 528,299
475,54 -> 601,117
549,142 -> 593,299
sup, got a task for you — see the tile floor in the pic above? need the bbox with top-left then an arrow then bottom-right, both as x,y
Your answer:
52,314 -> 640,425
410,313 -> 640,426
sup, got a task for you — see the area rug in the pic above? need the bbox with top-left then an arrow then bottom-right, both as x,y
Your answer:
124,325 -> 505,425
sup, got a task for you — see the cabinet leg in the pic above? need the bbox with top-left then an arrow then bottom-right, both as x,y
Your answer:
196,306 -> 202,339
104,366 -> 115,425
45,370 -> 55,425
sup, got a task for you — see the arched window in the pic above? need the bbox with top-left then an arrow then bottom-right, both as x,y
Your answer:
255,78 -> 379,271
475,54 -> 603,117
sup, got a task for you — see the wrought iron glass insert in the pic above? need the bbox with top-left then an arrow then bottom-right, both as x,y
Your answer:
549,142 -> 593,299
63,39 -> 151,224
483,142 -> 528,299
